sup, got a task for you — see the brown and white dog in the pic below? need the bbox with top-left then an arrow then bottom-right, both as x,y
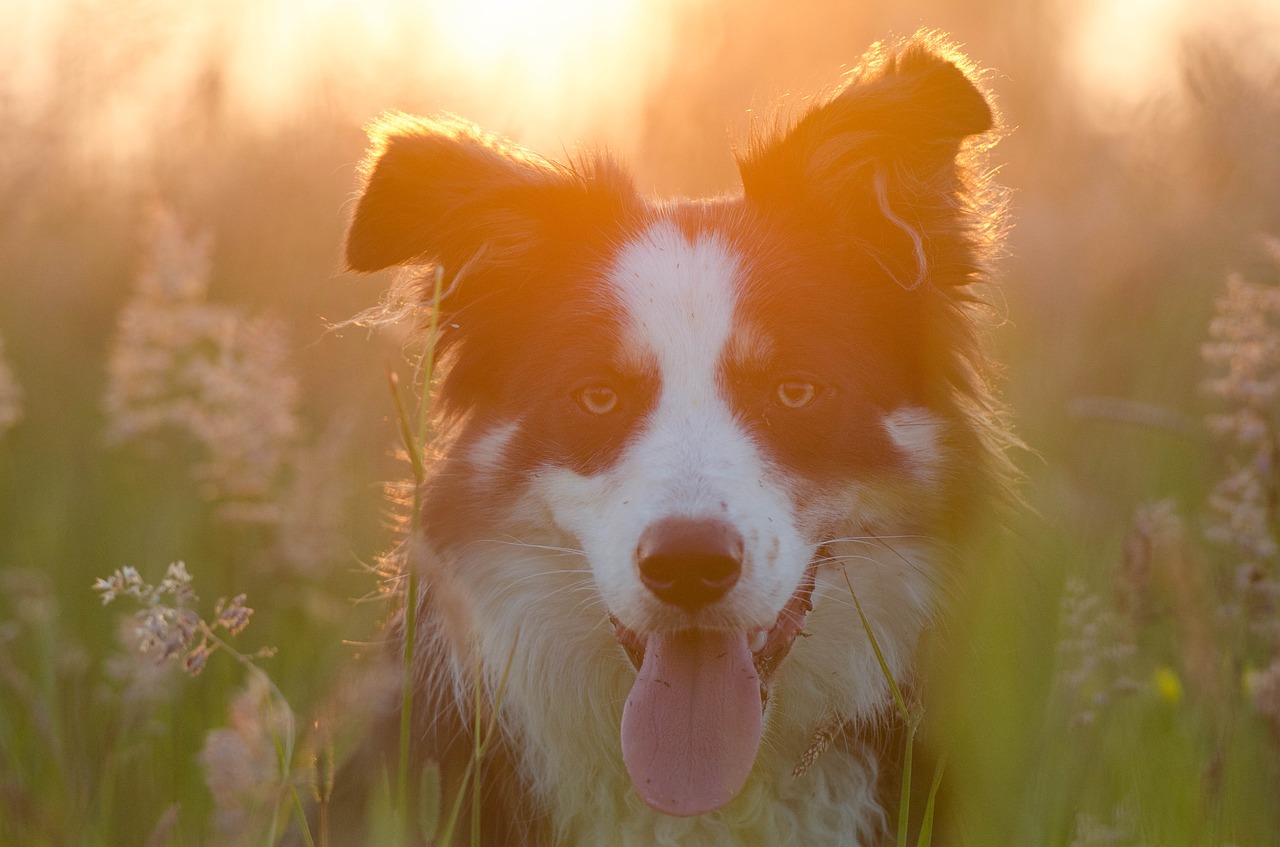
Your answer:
330,32 -> 1011,847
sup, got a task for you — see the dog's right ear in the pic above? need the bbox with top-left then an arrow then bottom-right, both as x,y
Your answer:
345,113 -> 624,274
738,34 -> 996,223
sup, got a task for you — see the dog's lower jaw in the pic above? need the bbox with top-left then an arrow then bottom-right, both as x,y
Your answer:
500,628 -> 889,847
474,620 -> 893,845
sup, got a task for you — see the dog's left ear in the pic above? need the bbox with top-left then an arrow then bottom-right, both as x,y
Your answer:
738,35 -> 995,220
344,113 -> 631,277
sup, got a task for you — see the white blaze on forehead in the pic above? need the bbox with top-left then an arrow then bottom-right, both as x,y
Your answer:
607,219 -> 741,390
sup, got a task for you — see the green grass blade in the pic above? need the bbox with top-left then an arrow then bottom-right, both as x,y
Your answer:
394,265 -> 447,844
916,752 -> 948,847
288,785 -> 318,847
841,565 -> 923,846
840,567 -> 912,726
898,726 -> 915,847
418,761 -> 441,844
416,267 -> 446,462
386,367 -> 424,485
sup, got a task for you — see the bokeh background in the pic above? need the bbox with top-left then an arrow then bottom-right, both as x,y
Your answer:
2,0 -> 1280,844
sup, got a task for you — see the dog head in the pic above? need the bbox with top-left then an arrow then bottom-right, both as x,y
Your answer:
347,35 -> 1005,819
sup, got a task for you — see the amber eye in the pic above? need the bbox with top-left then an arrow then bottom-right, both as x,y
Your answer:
774,380 -> 818,409
576,385 -> 620,415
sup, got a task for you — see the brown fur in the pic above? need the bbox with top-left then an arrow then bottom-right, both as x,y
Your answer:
301,32 -> 1012,847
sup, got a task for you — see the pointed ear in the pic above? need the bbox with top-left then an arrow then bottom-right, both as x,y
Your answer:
737,35 -> 996,213
345,113 -> 629,274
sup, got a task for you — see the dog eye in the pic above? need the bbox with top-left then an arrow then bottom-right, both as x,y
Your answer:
576,385 -> 620,415
774,380 -> 818,409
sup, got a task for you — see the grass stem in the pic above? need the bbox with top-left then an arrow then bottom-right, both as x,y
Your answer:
391,266 -> 446,844
841,566 -> 925,847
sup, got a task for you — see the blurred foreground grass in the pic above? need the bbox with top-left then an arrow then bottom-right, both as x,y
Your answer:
3,7 -> 1280,845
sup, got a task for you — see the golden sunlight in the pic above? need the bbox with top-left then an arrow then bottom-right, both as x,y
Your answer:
421,0 -> 668,149
1067,0 -> 1280,108
10,0 -> 1278,171
431,0 -> 646,86
1067,0 -> 1189,104
222,0 -> 673,154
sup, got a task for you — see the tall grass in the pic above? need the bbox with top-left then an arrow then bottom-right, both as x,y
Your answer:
841,566 -> 943,847
932,242 -> 1280,847
384,266 -> 444,846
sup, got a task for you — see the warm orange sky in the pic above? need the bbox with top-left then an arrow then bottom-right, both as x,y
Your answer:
1070,0 -> 1280,107
4,0 -> 1279,170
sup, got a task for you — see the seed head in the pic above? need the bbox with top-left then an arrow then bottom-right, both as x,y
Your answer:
214,594 -> 254,636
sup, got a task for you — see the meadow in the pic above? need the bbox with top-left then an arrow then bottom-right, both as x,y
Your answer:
1,1 -> 1279,844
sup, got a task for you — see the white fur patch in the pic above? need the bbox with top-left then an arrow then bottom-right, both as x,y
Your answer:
882,407 -> 945,482
610,219 -> 738,397
465,419 -> 520,475
534,219 -> 811,634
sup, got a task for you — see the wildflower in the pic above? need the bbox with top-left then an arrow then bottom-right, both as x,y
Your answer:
157,561 -> 196,603
1232,561 -> 1280,647
92,566 -> 148,605
1124,502 -> 1221,703
1201,245 -> 1280,656
133,202 -> 215,302
213,594 -> 253,636
104,618 -> 179,707
200,673 -> 296,845
137,605 -> 200,661
1203,467 -> 1277,560
1153,666 -> 1184,705
1056,576 -> 1140,727
183,643 -> 213,676
0,332 -> 21,438
184,315 -> 299,510
1201,259 -> 1280,558
104,205 -> 299,515
1246,659 -> 1280,733
94,561 -> 260,676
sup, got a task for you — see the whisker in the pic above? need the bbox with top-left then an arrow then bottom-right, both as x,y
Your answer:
812,549 -> 951,599
476,536 -> 588,558
817,534 -> 935,546
811,552 -> 883,567
812,556 -> 941,596
814,533 -> 948,585
567,591 -> 609,619
501,581 -> 603,617
485,568 -> 597,607
775,606 -> 809,630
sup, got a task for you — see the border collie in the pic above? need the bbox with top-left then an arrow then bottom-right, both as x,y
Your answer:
330,31 -> 1011,847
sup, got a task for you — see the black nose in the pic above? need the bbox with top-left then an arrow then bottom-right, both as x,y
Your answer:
636,518 -> 743,612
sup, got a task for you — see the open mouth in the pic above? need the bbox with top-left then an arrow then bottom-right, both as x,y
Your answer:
609,561 -> 817,818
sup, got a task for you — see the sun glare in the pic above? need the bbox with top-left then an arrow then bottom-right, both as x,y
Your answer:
214,0 -> 669,153
421,0 -> 662,145
1067,0 -> 1280,110
432,0 -> 643,83
1067,0 -> 1187,105
11,0 -> 1280,167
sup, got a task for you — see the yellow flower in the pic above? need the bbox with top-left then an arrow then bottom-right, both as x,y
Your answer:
1153,666 -> 1183,705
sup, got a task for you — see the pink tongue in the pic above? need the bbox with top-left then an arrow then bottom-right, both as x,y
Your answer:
620,630 -> 763,817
